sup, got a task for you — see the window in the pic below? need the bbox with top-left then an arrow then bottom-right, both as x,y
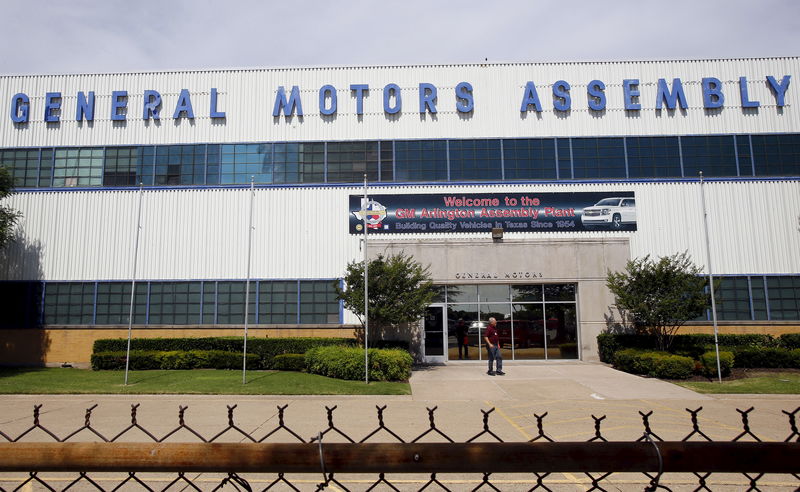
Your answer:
448,140 -> 502,180
751,134 -> 800,177
148,282 -> 202,324
326,141 -> 379,183
571,138 -> 626,179
626,136 -> 682,178
395,140 -> 447,181
216,281 -> 256,324
220,144 -> 272,185
715,276 -> 752,321
104,147 -> 152,186
503,139 -> 557,180
379,141 -> 394,181
0,281 -> 43,328
681,136 -> 738,177
299,280 -> 338,323
556,138 -> 572,179
154,145 -> 206,186
443,283 -> 577,361
44,282 -> 94,324
1,149 -> 41,187
767,276 -> 800,320
95,282 -> 147,324
258,281 -> 298,324
53,148 -> 103,187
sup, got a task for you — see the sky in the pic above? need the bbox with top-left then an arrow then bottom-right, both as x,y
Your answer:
1,0 -> 798,75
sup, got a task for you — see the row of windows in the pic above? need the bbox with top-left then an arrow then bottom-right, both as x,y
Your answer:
3,133 -> 800,188
0,280 -> 340,327
700,275 -> 800,321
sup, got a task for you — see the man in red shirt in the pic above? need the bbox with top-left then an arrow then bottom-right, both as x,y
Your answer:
483,317 -> 505,376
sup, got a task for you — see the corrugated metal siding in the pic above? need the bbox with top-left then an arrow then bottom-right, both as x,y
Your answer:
1,58 -> 798,147
2,181 -> 798,281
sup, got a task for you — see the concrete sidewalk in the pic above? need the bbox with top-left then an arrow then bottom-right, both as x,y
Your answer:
409,361 -> 708,401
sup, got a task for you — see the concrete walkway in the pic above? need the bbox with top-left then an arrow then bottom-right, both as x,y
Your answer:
409,361 -> 708,401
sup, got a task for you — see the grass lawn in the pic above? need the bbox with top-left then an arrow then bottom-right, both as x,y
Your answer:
0,368 -> 411,395
675,371 -> 800,394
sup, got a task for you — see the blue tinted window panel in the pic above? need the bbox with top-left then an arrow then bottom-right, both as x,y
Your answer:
395,140 -> 447,182
571,138 -> 626,179
556,139 -> 572,179
681,136 -> 738,177
627,136 -> 682,178
751,134 -> 800,176
767,276 -> 800,321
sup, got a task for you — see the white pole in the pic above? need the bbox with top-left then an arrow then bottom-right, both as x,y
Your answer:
124,183 -> 144,386
699,172 -> 723,383
243,177 -> 255,385
363,174 -> 369,385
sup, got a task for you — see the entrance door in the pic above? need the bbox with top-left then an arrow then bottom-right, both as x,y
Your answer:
422,304 -> 447,363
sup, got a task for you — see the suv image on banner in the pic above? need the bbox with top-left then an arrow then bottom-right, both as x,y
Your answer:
581,197 -> 637,230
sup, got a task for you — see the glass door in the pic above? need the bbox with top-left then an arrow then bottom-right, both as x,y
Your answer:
423,304 -> 447,363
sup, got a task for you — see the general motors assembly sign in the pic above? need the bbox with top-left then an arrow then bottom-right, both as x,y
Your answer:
348,192 -> 637,234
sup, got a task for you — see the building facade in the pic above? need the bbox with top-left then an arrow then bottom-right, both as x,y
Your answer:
1,57 -> 799,366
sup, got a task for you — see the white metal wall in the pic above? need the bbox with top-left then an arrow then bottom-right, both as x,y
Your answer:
1,58 -> 797,147
2,180 -> 799,282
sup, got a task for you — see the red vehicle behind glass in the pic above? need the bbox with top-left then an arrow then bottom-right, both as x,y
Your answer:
496,320 -> 542,348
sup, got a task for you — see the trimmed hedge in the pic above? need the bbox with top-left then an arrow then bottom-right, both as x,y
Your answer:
272,354 -> 306,372
92,337 -> 357,370
305,346 -> 413,381
598,333 -> 782,363
729,347 -> 800,369
612,349 -> 694,379
91,350 -> 259,370
700,350 -> 734,377
780,333 -> 800,349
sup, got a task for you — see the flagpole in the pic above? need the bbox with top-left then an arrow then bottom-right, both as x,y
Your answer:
363,174 -> 369,385
243,177 -> 255,385
700,172 -> 723,383
124,183 -> 144,386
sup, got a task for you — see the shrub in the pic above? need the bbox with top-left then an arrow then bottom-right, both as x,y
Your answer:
90,350 -> 258,370
651,354 -> 695,379
699,350 -> 734,377
305,346 -> 412,381
779,333 -> 800,350
273,354 -> 306,372
731,347 -> 794,368
612,349 -> 693,379
613,349 -> 657,375
92,337 -> 356,369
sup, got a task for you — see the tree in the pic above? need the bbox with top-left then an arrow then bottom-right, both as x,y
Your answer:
336,252 -> 437,343
606,252 -> 709,351
0,166 -> 22,249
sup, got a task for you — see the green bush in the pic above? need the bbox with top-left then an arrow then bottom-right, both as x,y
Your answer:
731,347 -> 800,369
699,350 -> 734,377
613,349 -> 657,375
305,346 -> 412,381
779,333 -> 800,349
612,349 -> 694,379
273,354 -> 306,372
92,337 -> 356,369
652,354 -> 695,379
91,350 -> 259,370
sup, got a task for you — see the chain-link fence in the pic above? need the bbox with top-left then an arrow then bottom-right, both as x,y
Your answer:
0,403 -> 798,491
